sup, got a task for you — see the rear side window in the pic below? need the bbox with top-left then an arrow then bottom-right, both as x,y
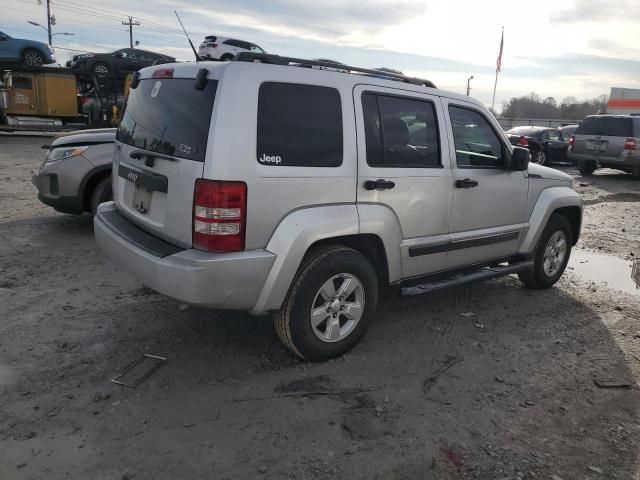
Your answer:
117,78 -> 217,162
257,82 -> 343,167
576,117 -> 633,137
634,118 -> 640,137
362,92 -> 440,168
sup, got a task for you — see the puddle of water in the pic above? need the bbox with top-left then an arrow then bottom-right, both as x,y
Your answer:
568,250 -> 639,295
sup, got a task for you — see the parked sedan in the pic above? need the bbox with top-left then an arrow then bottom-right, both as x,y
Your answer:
0,30 -> 56,67
505,126 -> 568,165
33,129 -> 115,215
67,48 -> 175,77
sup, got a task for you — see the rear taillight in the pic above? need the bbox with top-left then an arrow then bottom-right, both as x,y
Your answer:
206,43 -> 218,48
152,68 -> 174,79
568,135 -> 575,148
517,136 -> 529,147
193,179 -> 247,252
624,138 -> 637,151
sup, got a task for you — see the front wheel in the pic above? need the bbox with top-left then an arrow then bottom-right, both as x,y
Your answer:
90,176 -> 112,214
22,48 -> 44,67
273,246 -> 379,362
518,214 -> 573,289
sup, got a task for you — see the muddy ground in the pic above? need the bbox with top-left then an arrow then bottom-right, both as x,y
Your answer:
1,134 -> 640,480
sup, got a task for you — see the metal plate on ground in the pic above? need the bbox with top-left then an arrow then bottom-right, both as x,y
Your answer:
111,354 -> 167,388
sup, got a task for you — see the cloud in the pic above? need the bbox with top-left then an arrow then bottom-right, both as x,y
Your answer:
551,0 -> 640,23
165,0 -> 425,40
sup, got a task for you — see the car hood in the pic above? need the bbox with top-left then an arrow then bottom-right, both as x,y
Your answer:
528,163 -> 572,184
53,128 -> 116,147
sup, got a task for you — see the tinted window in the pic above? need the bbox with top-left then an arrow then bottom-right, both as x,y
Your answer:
576,116 -> 633,137
633,118 -> 640,137
362,93 -> 440,168
223,39 -> 240,47
205,36 -> 217,42
257,82 -> 342,167
117,78 -> 217,162
449,106 -> 504,168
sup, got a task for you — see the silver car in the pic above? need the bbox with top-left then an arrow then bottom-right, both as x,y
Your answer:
94,55 -> 583,362
32,129 -> 115,214
568,115 -> 640,176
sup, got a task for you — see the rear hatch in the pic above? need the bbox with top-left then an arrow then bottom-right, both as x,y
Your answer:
113,67 -> 218,248
573,116 -> 632,159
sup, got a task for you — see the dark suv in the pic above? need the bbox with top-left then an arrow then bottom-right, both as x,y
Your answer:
568,115 -> 640,176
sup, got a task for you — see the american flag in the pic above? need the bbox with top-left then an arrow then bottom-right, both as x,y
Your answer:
496,29 -> 504,73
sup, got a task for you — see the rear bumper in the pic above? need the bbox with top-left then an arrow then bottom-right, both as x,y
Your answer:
94,202 -> 276,311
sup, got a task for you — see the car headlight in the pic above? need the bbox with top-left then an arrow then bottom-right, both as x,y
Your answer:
46,146 -> 88,162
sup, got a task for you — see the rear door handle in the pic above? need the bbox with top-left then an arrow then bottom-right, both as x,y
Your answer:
455,178 -> 479,189
364,179 -> 396,191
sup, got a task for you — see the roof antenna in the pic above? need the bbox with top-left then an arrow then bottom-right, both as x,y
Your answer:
174,10 -> 202,62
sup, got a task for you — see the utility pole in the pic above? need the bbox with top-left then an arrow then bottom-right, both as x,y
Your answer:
466,75 -> 474,96
122,16 -> 140,49
45,0 -> 52,46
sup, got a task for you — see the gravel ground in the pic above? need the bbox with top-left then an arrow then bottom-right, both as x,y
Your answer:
1,135 -> 640,479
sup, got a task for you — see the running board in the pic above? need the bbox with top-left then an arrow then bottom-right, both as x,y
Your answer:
401,260 -> 534,297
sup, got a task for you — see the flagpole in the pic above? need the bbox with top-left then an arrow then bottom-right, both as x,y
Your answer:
491,69 -> 499,112
491,26 -> 504,112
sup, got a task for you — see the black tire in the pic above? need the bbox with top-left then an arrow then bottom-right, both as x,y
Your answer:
92,62 -> 110,77
90,176 -> 113,215
578,159 -> 597,175
632,165 -> 640,179
220,54 -> 234,61
22,48 -> 44,67
518,214 -> 573,289
273,245 -> 379,362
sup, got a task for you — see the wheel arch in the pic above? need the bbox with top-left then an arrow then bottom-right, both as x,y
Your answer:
518,186 -> 583,254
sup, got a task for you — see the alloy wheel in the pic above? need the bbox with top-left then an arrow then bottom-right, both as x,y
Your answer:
543,231 -> 567,277
310,273 -> 365,343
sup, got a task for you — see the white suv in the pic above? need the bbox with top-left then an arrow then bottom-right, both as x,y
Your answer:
197,35 -> 265,61
95,53 -> 582,362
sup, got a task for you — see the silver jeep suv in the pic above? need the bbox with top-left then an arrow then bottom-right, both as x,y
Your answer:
94,54 -> 583,361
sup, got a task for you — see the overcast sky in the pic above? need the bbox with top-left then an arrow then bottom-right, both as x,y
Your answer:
2,0 -> 639,111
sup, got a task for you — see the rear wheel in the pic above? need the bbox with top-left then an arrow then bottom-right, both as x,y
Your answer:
578,159 -> 597,175
220,54 -> 234,61
532,148 -> 546,165
90,176 -> 112,214
273,245 -> 379,362
22,48 -> 44,67
93,62 -> 109,77
518,214 -> 573,289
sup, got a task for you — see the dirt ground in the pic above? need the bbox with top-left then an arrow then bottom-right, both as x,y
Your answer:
1,134 -> 640,480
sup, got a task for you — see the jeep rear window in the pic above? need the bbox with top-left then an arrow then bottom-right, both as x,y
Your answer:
257,82 -> 343,167
117,78 -> 217,162
576,117 -> 632,137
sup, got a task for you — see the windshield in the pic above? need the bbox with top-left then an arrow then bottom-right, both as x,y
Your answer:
117,78 -> 217,162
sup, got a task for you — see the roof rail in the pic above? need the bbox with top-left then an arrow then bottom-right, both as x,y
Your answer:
233,52 -> 437,89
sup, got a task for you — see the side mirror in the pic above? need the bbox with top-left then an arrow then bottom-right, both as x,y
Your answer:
509,146 -> 530,171
115,52 -> 124,58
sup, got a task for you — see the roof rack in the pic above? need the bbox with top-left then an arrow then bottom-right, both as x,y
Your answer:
233,52 -> 437,89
